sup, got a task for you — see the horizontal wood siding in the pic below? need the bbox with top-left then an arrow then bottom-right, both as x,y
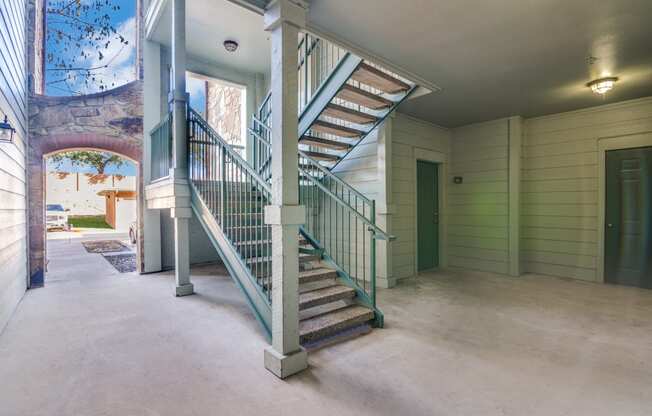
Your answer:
522,97 -> 652,281
392,113 -> 450,280
449,119 -> 510,274
0,0 -> 27,332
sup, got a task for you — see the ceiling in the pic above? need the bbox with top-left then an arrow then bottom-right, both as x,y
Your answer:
151,0 -> 270,74
308,0 -> 652,127
153,0 -> 652,127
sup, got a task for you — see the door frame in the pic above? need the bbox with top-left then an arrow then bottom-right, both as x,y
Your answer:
413,149 -> 448,273
597,131 -> 652,283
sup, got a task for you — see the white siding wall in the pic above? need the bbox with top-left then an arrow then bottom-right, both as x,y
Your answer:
522,97 -> 652,281
332,128 -> 380,200
449,119 -> 510,274
0,0 -> 27,331
391,113 -> 451,281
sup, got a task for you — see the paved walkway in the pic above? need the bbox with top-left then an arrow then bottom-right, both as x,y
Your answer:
1,254 -> 652,415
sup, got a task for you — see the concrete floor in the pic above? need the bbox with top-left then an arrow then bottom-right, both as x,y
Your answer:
1,242 -> 652,415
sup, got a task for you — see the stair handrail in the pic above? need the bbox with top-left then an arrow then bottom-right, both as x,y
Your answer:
299,165 -> 393,241
188,107 -> 273,307
298,150 -> 372,207
190,107 -> 271,194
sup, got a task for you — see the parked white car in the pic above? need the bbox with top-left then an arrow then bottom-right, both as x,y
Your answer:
46,204 -> 69,230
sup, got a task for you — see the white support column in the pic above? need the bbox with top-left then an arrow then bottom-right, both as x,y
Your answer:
170,0 -> 192,295
508,116 -> 522,277
375,118 -> 395,288
262,0 -> 308,379
170,0 -> 188,180
142,39 -> 163,273
173,208 -> 193,296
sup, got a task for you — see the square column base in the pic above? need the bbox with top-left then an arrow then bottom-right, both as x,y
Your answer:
175,283 -> 194,297
264,346 -> 308,379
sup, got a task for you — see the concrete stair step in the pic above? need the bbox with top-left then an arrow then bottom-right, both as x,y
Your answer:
299,284 -> 355,310
300,304 -> 375,344
263,266 -> 335,285
246,252 -> 319,266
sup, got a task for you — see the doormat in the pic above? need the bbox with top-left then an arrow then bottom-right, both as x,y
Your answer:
82,240 -> 129,254
102,253 -> 137,273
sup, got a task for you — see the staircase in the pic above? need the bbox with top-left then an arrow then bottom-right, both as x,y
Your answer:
153,33 -> 415,348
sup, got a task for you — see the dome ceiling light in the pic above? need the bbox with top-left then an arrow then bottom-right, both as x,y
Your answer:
223,40 -> 239,53
587,77 -> 618,95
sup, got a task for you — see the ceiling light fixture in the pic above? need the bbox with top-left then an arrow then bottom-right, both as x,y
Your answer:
587,77 -> 618,95
223,40 -> 239,53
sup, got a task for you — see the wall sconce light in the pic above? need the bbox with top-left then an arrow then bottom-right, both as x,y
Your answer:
587,77 -> 618,95
0,115 -> 16,144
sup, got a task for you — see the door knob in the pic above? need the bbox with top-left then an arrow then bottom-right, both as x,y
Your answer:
607,223 -> 613,228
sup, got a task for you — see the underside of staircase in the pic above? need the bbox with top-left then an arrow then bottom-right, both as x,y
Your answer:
298,61 -> 416,171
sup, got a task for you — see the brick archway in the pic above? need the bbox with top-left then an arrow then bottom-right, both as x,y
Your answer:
29,135 -> 144,287
28,82 -> 144,287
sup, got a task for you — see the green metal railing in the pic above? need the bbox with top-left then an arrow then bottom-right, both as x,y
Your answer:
250,92 -> 272,181
150,113 -> 173,181
188,107 -> 273,304
298,152 -> 392,310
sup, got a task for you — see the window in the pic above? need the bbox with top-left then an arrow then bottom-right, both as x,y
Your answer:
187,73 -> 247,155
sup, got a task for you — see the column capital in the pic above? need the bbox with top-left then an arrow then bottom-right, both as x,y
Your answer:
264,0 -> 307,31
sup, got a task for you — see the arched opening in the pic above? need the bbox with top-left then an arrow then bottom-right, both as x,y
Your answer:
43,148 -> 140,282
29,134 -> 144,287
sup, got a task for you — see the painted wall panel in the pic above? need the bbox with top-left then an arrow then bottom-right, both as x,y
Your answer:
0,0 -> 27,332
449,119 -> 510,274
522,97 -> 652,281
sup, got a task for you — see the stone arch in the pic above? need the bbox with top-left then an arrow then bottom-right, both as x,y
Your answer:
28,82 -> 144,287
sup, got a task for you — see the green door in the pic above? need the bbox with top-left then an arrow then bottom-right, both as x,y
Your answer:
417,160 -> 439,271
605,147 -> 652,288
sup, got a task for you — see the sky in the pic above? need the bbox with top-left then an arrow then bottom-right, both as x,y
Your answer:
44,1 -> 137,175
45,0 -> 137,96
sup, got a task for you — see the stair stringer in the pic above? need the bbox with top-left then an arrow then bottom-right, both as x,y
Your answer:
190,184 -> 272,341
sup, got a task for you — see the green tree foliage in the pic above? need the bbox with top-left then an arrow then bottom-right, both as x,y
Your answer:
50,151 -> 125,175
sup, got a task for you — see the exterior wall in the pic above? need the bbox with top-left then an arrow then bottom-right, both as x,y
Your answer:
28,82 -> 144,284
449,119 -> 510,274
391,113 -> 451,281
0,0 -> 28,331
46,172 -> 136,216
521,96 -> 652,282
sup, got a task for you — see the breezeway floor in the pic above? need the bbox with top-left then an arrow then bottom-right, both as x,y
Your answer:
1,243 -> 651,416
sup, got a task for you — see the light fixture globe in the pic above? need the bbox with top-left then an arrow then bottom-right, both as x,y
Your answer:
587,77 -> 618,95
223,39 -> 239,53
